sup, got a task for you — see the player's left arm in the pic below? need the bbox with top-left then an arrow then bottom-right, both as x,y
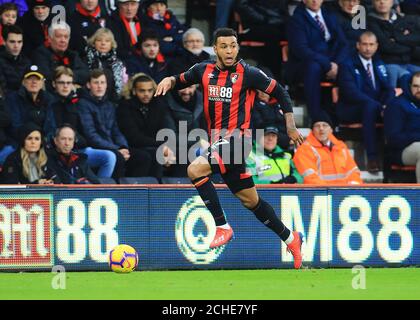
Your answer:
248,67 -> 304,146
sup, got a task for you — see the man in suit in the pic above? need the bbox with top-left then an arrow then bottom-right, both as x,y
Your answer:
337,31 -> 395,172
287,0 -> 349,120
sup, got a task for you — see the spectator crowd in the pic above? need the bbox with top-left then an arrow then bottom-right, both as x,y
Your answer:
0,0 -> 419,184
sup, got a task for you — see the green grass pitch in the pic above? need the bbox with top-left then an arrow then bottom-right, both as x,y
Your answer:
0,268 -> 419,300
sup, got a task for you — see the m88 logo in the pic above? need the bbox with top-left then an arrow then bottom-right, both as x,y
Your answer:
208,85 -> 232,98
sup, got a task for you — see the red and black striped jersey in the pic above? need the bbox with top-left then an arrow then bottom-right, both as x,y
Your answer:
174,59 -> 294,139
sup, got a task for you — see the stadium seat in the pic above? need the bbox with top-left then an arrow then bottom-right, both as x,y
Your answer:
119,177 -> 159,184
97,177 -> 117,184
383,164 -> 416,183
161,177 -> 192,184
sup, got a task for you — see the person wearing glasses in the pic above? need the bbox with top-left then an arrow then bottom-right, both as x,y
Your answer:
169,27 -> 210,75
46,66 -> 117,180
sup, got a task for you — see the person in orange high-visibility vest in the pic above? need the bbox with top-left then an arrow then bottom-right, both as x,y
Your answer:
293,113 -> 363,185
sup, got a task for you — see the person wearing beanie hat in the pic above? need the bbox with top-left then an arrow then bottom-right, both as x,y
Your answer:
18,0 -> 52,56
142,0 -> 186,57
1,122 -> 59,184
293,113 -> 363,185
311,111 -> 334,129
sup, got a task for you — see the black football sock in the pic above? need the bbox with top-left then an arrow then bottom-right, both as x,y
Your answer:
250,198 -> 291,242
192,176 -> 227,226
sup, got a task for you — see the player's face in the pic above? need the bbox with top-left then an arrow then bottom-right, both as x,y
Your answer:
5,32 -> 23,57
313,122 -> 332,144
410,76 -> 420,100
24,130 -> 42,154
54,127 -> 75,155
304,0 -> 323,12
53,74 -> 74,97
177,85 -> 196,103
1,10 -> 17,26
133,81 -> 155,104
141,39 -> 159,59
356,34 -> 378,60
87,75 -> 107,98
214,36 -> 239,68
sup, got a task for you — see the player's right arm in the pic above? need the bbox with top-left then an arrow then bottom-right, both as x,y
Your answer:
155,76 -> 176,96
155,63 -> 203,97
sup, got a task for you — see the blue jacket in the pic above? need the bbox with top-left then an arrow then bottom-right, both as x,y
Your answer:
384,75 -> 420,164
125,54 -> 169,83
338,54 -> 395,107
78,90 -> 128,151
143,10 -> 186,57
287,3 -> 349,72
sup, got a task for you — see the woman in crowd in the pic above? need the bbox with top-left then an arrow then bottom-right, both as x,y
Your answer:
1,123 -> 58,184
85,27 -> 127,101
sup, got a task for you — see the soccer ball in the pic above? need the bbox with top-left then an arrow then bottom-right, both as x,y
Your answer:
108,244 -> 138,273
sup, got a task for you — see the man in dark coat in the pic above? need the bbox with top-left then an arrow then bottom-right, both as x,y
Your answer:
31,21 -> 90,87
5,65 -> 54,143
17,0 -> 52,57
78,69 -> 153,179
0,25 -> 31,93
337,31 -> 395,172
286,0 -> 349,120
367,0 -> 420,87
68,0 -> 109,58
168,27 -> 210,75
117,73 -> 173,178
48,124 -> 100,184
384,72 -> 420,182
140,0 -> 185,57
107,0 -> 145,62
125,29 -> 168,82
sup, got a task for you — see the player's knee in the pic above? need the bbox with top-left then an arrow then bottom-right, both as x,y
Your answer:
187,163 -> 204,180
240,196 -> 259,210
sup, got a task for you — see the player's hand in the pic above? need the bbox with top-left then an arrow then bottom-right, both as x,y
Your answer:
163,146 -> 176,167
287,127 -> 304,147
155,77 -> 175,97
